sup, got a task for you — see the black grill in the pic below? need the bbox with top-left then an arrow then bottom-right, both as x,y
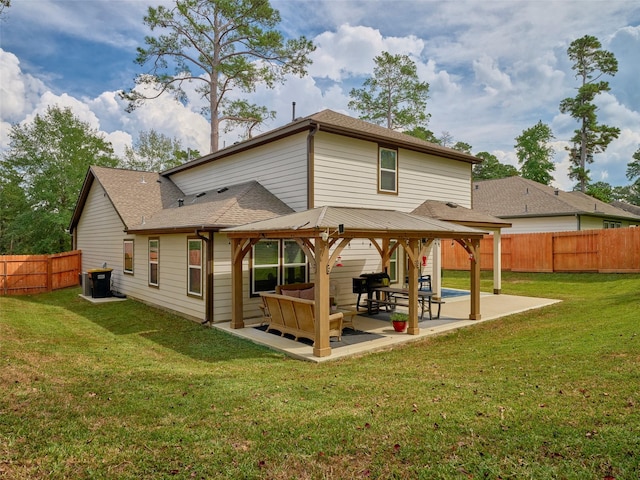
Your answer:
353,272 -> 390,312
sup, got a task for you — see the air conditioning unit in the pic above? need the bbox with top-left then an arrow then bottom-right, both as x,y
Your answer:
82,273 -> 92,297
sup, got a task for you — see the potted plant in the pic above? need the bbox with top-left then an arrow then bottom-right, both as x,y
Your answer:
390,312 -> 408,332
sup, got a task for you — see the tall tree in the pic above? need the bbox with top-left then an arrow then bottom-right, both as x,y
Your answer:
472,152 -> 518,180
122,129 -> 199,172
559,35 -> 620,192
121,0 -> 315,153
0,106 -> 119,254
624,147 -> 640,205
514,121 -> 556,185
348,51 -> 430,131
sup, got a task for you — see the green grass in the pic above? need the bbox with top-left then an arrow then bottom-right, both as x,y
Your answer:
1,272 -> 639,479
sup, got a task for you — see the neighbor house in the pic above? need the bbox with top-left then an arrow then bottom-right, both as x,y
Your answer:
70,110 -> 504,355
473,176 -> 640,233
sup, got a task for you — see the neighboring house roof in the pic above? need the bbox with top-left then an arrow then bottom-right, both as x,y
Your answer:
412,200 -> 512,229
473,176 -> 640,222
223,205 -> 488,239
163,109 -> 481,176
69,166 -> 293,234
612,200 -> 640,216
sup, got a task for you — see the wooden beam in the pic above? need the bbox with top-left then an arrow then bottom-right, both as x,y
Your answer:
230,238 -> 245,329
406,238 -> 420,335
313,237 -> 331,357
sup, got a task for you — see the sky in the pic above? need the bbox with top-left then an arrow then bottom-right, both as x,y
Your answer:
1,0 -> 639,191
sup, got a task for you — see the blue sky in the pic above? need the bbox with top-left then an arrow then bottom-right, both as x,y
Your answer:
1,0 -> 640,191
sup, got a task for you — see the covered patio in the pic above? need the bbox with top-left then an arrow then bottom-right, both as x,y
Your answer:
223,206 -> 490,358
214,291 -> 560,362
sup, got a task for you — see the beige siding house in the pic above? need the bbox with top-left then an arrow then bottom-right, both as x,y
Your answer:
70,110 -> 485,324
473,176 -> 640,234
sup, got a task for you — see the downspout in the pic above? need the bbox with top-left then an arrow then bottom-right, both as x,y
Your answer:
576,214 -> 581,231
307,123 -> 320,210
196,230 -> 214,325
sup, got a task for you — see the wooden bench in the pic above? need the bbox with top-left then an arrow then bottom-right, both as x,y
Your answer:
260,293 -> 344,344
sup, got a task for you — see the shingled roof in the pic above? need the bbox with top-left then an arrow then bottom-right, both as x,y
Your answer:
473,176 -> 640,221
70,166 -> 293,234
412,200 -> 511,229
163,109 -> 481,175
223,205 -> 487,239
127,180 -> 294,233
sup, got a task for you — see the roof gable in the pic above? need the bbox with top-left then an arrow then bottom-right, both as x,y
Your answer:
70,166 -> 185,232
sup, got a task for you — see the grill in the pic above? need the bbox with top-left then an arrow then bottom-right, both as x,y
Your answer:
353,272 -> 390,312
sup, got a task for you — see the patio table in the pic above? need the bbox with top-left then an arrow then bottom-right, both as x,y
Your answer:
369,286 -> 440,320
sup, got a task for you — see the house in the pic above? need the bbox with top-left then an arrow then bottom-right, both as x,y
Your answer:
473,176 -> 640,234
70,110 -> 502,357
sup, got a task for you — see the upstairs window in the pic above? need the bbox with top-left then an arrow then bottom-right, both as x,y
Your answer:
379,147 -> 398,193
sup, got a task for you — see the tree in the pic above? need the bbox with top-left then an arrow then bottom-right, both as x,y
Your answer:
439,131 -> 454,148
452,141 -> 472,154
404,126 -> 440,144
348,51 -> 430,131
0,106 -> 119,254
122,129 -> 199,172
121,0 -> 315,153
624,147 -> 640,205
514,121 -> 556,185
585,181 -> 613,203
472,152 -> 518,180
559,35 -> 620,192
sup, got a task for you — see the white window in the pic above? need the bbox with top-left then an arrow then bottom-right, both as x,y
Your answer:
187,238 -> 202,296
123,239 -> 134,274
389,240 -> 398,283
148,238 -> 159,287
379,147 -> 398,193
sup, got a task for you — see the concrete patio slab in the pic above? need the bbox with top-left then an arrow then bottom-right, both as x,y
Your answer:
213,292 -> 561,362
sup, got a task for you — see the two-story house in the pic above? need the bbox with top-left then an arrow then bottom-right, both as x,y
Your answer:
70,110 -> 497,356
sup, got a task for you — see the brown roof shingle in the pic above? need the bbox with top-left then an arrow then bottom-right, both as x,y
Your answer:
473,177 -> 640,221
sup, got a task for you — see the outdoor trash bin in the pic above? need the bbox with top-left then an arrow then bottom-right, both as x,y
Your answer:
87,268 -> 112,298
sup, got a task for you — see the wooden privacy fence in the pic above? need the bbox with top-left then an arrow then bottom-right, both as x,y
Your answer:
0,250 -> 82,296
443,228 -> 640,273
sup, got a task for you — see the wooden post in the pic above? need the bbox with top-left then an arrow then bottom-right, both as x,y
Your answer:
313,237 -> 331,357
469,238 -> 481,320
230,238 -> 245,329
493,229 -> 502,294
407,238 -> 420,335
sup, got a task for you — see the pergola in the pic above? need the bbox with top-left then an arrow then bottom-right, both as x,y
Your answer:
223,206 -> 487,358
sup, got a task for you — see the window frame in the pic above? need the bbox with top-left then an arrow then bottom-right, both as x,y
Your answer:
250,239 -> 308,296
148,238 -> 159,287
187,237 -> 203,297
389,240 -> 398,284
123,239 -> 134,275
378,146 -> 398,194
604,220 -> 622,229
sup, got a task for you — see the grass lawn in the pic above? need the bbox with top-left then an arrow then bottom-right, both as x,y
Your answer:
1,271 -> 639,479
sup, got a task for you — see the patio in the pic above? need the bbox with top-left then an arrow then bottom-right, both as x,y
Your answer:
213,291 -> 561,362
